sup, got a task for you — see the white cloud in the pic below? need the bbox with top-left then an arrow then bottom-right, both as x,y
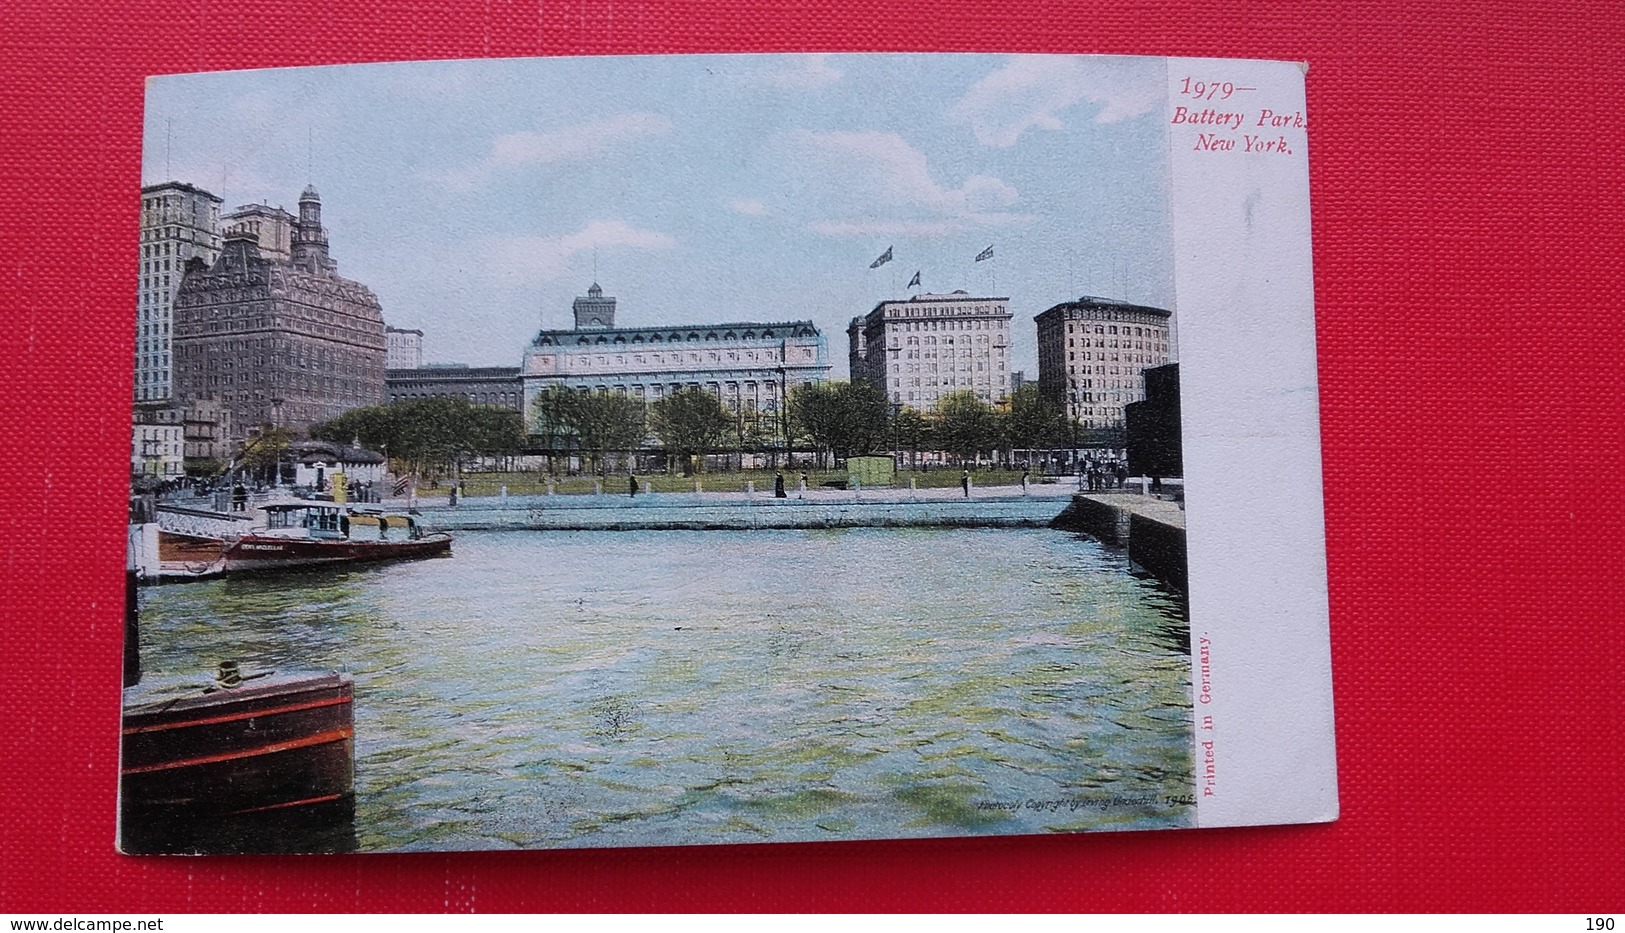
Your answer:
950,55 -> 1163,147
787,130 -> 1029,238
759,54 -> 843,90
481,220 -> 677,285
439,112 -> 672,189
729,198 -> 768,216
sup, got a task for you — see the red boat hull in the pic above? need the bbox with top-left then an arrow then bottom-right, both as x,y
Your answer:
223,533 -> 451,572
120,672 -> 356,853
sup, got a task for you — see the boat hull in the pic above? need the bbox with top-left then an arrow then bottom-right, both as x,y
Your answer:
120,672 -> 356,853
222,532 -> 451,573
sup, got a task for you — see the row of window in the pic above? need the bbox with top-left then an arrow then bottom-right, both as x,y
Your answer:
1064,323 -> 1164,337
885,318 -> 1007,332
390,391 -> 520,406
538,328 -> 800,347
557,348 -> 789,370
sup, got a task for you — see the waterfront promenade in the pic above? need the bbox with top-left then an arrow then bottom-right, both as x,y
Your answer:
409,482 -> 1082,531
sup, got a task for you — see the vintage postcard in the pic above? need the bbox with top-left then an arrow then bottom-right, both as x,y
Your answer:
120,53 -> 1335,854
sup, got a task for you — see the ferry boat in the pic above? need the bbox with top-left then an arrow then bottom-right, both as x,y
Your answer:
220,501 -> 451,573
141,501 -> 452,581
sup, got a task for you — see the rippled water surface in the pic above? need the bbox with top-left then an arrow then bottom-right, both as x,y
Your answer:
137,527 -> 1194,850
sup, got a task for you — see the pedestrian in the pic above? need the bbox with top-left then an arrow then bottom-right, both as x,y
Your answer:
774,471 -> 787,498
960,469 -> 970,498
629,474 -> 639,498
231,482 -> 247,512
1021,467 -> 1030,492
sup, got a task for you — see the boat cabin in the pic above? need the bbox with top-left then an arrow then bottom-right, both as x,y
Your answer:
262,501 -> 349,540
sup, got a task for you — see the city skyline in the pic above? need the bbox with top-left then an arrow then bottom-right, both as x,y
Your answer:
144,54 -> 1176,378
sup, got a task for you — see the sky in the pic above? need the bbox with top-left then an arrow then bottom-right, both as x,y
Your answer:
145,54 -> 1175,377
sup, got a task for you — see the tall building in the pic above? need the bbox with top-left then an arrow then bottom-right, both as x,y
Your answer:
172,185 -> 387,441
386,326 -> 424,369
136,182 -> 222,403
848,291 -> 1012,409
520,283 -> 829,433
1035,296 -> 1172,429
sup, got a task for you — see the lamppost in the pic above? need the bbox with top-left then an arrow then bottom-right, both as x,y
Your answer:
890,402 -> 902,468
777,367 -> 791,468
269,397 -> 285,485
1069,388 -> 1083,488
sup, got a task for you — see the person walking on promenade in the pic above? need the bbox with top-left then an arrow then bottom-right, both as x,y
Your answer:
629,474 -> 639,498
774,471 -> 787,498
1021,467 -> 1030,493
799,471 -> 809,499
231,482 -> 247,512
961,469 -> 970,498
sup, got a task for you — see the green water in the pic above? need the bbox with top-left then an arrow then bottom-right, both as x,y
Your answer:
135,527 -> 1194,850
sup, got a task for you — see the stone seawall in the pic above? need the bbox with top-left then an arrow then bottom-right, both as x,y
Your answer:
415,494 -> 1072,532
1051,493 -> 1189,592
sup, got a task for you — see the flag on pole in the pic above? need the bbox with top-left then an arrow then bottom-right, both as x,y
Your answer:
869,246 -> 893,269
975,245 -> 994,262
392,474 -> 411,496
907,270 -> 921,289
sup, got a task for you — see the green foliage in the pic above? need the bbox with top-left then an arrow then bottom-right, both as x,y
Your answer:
650,387 -> 732,468
934,391 -> 999,463
572,392 -> 646,469
238,426 -> 293,469
529,386 -> 581,452
1000,385 -> 1070,451
790,380 -> 890,463
527,386 -> 646,470
312,397 -> 524,472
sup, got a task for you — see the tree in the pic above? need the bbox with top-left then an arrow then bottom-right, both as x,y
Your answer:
468,406 -> 525,468
650,387 -> 731,474
571,391 -> 646,473
237,426 -> 292,484
891,406 -> 933,470
313,397 -> 526,478
935,391 -> 998,465
529,385 -> 582,471
1000,385 -> 1070,461
312,405 -> 400,454
790,380 -> 890,467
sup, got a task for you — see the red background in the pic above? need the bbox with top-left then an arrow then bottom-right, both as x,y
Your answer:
1,0 -> 1621,913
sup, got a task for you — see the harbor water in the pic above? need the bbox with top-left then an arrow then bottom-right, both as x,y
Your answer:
134,527 -> 1195,850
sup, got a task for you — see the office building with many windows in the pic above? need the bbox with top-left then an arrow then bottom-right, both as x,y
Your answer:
848,291 -> 1012,409
520,283 -> 829,435
1035,296 -> 1172,429
136,182 -> 222,403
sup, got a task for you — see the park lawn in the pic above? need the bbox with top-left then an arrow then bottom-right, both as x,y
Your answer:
409,466 -> 1047,498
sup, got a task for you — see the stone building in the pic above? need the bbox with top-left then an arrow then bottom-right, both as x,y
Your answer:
386,326 -> 424,369
136,182 -> 222,403
520,283 -> 829,436
131,406 -> 184,478
386,364 -> 522,410
848,291 -> 1013,409
172,185 -> 386,443
220,202 -> 295,261
181,396 -> 235,466
1035,296 -> 1172,429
